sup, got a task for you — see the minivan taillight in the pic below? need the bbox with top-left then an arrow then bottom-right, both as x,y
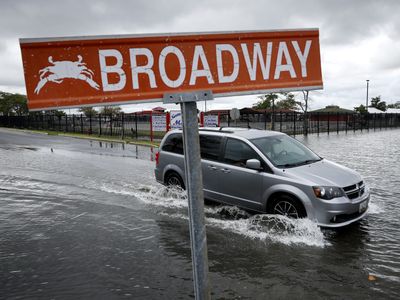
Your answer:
155,151 -> 160,166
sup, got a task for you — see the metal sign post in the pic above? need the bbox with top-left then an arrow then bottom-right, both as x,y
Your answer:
164,90 -> 213,300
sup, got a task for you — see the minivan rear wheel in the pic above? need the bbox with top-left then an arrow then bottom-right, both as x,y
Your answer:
165,172 -> 185,190
269,195 -> 306,218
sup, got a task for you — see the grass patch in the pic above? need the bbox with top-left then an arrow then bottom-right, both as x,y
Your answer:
8,128 -> 160,147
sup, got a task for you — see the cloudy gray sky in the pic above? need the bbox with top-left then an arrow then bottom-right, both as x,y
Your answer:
1,0 -> 399,112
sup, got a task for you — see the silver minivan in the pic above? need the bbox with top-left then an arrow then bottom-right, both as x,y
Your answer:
154,128 -> 369,227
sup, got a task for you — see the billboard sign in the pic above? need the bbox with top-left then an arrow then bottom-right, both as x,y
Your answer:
20,29 -> 322,111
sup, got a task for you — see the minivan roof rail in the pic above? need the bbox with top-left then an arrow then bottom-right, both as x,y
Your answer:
199,126 -> 262,133
199,127 -> 234,133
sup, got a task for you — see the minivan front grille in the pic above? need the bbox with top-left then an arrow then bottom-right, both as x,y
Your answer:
343,181 -> 365,200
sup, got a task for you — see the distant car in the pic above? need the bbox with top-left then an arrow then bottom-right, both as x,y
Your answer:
154,128 -> 369,227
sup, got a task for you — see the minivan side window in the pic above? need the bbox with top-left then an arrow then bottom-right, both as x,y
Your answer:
199,135 -> 222,161
223,138 -> 260,168
161,133 -> 183,154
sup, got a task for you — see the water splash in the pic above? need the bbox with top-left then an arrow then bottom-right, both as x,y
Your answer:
100,183 -> 327,248
100,184 -> 188,209
206,211 -> 328,247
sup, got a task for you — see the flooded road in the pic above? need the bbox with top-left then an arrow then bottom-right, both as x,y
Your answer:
0,127 -> 399,299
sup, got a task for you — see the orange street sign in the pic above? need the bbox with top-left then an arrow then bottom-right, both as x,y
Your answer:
20,29 -> 323,111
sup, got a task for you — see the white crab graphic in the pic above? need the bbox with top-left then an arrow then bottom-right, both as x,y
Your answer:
34,55 -> 100,94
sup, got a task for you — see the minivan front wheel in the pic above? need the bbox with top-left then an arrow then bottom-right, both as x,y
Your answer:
165,172 -> 185,190
269,195 -> 306,219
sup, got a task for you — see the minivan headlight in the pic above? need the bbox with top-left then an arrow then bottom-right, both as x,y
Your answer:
313,186 -> 345,200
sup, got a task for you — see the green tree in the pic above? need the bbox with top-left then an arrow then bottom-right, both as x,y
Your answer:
100,106 -> 122,116
0,91 -> 28,116
254,92 -> 307,111
276,92 -> 298,110
0,92 -> 13,116
370,96 -> 386,111
354,104 -> 367,113
253,93 -> 278,109
79,107 -> 98,117
10,94 -> 28,116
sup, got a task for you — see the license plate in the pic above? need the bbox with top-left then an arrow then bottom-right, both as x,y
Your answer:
359,200 -> 368,213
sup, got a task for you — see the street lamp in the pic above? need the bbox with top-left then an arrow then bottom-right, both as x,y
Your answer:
366,80 -> 370,112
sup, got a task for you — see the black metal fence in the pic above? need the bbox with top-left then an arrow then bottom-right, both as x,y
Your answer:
217,112 -> 400,136
1,112 -> 400,141
0,113 -> 154,140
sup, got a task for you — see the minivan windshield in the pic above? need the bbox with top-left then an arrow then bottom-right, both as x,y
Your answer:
251,135 -> 321,168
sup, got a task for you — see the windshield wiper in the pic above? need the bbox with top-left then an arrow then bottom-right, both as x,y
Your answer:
277,162 -> 304,168
277,158 -> 322,168
303,158 -> 322,165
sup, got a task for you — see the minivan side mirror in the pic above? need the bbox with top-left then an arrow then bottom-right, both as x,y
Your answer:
246,159 -> 262,170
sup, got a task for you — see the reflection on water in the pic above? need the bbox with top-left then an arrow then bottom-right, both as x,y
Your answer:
0,128 -> 400,299
88,139 -> 156,161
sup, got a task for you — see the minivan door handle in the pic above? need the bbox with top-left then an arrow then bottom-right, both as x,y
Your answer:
208,165 -> 217,171
221,168 -> 231,173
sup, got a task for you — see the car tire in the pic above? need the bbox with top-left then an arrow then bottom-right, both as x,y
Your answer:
268,194 -> 307,218
165,172 -> 185,190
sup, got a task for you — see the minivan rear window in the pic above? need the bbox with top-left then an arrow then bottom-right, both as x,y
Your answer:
199,135 -> 222,161
162,133 -> 222,160
161,133 -> 183,154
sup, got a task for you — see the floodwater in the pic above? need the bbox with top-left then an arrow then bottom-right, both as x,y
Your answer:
0,127 -> 399,299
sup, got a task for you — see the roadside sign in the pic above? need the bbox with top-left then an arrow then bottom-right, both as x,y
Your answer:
170,110 -> 182,129
20,29 -> 322,111
204,115 -> 219,127
151,114 -> 167,132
